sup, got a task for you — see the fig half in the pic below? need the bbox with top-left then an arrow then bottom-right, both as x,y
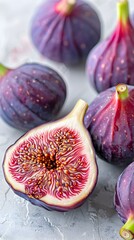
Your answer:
114,162 -> 134,240
86,0 -> 134,93
31,0 -> 101,65
0,63 -> 66,131
3,100 -> 97,211
84,84 -> 134,166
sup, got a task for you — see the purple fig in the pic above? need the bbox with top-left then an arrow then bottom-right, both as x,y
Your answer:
84,83 -> 134,166
0,63 -> 66,131
3,100 -> 98,211
31,0 -> 101,65
86,0 -> 134,93
114,162 -> 134,240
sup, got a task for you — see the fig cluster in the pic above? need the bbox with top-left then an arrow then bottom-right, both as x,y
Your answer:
2,0 -> 134,239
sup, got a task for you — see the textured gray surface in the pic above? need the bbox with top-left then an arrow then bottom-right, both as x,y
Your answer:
0,0 -> 134,239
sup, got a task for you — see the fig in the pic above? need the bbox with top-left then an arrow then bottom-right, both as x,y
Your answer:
86,0 -> 134,93
0,63 -> 66,131
84,83 -> 134,165
3,100 -> 97,211
114,162 -> 134,240
31,0 -> 101,65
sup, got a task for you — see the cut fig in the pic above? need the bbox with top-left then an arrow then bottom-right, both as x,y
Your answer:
31,0 -> 101,65
84,84 -> 134,166
114,162 -> 134,240
0,63 -> 66,131
3,100 -> 97,211
86,0 -> 134,92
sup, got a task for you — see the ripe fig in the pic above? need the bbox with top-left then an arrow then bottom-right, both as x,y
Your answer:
114,162 -> 134,240
86,0 -> 134,93
84,84 -> 134,166
3,100 -> 97,211
0,63 -> 66,131
31,0 -> 101,65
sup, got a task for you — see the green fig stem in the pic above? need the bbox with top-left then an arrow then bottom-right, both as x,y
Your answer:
56,0 -> 76,15
0,64 -> 9,78
69,99 -> 88,123
120,217 -> 134,240
117,0 -> 129,26
116,84 -> 129,100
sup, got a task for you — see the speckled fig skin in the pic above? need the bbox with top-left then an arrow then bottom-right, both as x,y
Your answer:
84,84 -> 134,166
0,63 -> 66,131
114,162 -> 134,239
86,0 -> 134,93
31,0 -> 101,65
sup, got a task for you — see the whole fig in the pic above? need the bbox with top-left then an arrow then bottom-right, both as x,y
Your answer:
84,84 -> 134,166
3,100 -> 98,211
31,0 -> 101,65
114,162 -> 134,240
0,63 -> 66,131
86,0 -> 134,93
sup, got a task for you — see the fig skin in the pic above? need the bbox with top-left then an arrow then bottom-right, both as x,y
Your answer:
114,162 -> 134,239
7,184 -> 94,212
86,0 -> 134,93
31,0 -> 101,65
0,63 -> 66,131
84,84 -> 134,166
3,100 -> 98,212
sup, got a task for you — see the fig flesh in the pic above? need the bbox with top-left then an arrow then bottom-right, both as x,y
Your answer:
114,162 -> 134,240
86,0 -> 134,93
3,100 -> 97,211
84,84 -> 134,165
31,0 -> 101,65
0,63 -> 66,131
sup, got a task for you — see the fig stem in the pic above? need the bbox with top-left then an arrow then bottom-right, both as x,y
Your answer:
56,0 -> 76,15
0,64 -> 9,78
116,84 -> 129,100
120,217 -> 134,240
69,99 -> 88,123
117,0 -> 129,26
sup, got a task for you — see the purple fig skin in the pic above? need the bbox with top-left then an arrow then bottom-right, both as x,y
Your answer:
6,184 -> 94,212
86,0 -> 134,93
31,0 -> 101,65
114,162 -> 134,224
0,63 -> 66,131
84,85 -> 134,166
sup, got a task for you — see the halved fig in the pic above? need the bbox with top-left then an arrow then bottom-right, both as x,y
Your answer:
3,100 -> 97,211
